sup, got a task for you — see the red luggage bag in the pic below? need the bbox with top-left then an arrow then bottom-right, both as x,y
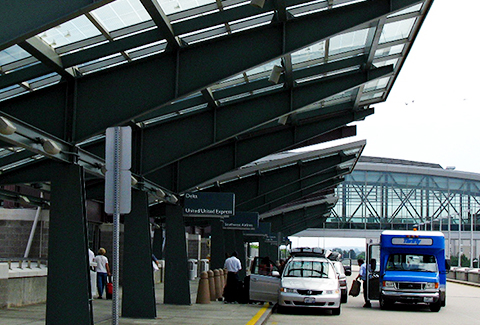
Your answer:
106,277 -> 113,299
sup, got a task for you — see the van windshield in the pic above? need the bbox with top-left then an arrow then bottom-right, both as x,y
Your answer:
283,260 -> 334,278
386,254 -> 438,272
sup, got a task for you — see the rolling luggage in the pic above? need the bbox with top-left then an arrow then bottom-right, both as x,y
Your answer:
106,277 -> 113,299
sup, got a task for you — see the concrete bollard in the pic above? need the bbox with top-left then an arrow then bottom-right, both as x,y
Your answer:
223,268 -> 228,287
219,269 -> 225,292
214,269 -> 223,300
208,270 -> 216,301
196,271 -> 210,304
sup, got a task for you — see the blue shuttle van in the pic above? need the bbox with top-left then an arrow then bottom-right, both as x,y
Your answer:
367,230 -> 450,312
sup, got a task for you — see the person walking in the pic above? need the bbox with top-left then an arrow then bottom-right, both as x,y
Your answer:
356,258 -> 371,308
94,248 -> 111,299
223,251 -> 242,303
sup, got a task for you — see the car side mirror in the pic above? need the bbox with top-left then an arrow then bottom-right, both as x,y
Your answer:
272,270 -> 280,277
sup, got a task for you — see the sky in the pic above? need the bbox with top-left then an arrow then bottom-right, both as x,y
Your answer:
314,0 -> 480,174
289,1 -> 480,248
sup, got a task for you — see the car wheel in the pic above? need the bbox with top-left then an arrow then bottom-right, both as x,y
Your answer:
331,306 -> 341,316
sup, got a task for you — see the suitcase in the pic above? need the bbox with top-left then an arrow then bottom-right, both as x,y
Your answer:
106,278 -> 113,299
349,279 -> 361,297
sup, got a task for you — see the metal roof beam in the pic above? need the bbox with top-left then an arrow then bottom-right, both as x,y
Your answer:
139,0 -> 184,49
137,65 -> 391,172
0,0 -> 114,51
145,108 -> 373,192
19,37 -> 75,80
248,169 -> 348,213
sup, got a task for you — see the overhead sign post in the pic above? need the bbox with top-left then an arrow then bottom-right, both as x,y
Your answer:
183,192 -> 235,217
105,126 -> 132,325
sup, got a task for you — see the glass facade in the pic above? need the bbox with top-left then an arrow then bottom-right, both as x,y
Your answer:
327,159 -> 480,232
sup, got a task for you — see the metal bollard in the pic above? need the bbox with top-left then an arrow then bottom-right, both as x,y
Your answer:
196,271 -> 211,304
208,270 -> 216,301
214,269 -> 223,300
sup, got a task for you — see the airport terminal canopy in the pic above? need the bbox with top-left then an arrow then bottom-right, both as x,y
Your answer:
0,0 -> 432,213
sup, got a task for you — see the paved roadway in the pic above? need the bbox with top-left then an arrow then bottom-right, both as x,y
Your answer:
265,275 -> 480,325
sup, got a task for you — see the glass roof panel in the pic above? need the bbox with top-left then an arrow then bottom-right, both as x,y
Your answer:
37,15 -> 101,49
363,76 -> 390,92
374,44 -> 404,59
291,41 -> 326,65
91,0 -> 152,32
159,0 -> 216,15
379,18 -> 416,43
388,3 -> 422,18
0,45 -> 32,67
246,59 -> 282,79
360,91 -> 383,102
329,28 -> 370,56
373,58 -> 399,69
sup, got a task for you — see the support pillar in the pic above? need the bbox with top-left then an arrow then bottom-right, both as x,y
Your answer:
152,226 -> 164,260
164,204 -> 190,305
210,219 -> 226,270
46,164 -> 92,325
234,231 -> 246,280
122,190 -> 156,318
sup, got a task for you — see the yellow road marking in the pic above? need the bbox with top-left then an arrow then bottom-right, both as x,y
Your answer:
246,302 -> 270,325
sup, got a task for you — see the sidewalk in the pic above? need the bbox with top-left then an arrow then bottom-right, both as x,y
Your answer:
0,279 -> 273,325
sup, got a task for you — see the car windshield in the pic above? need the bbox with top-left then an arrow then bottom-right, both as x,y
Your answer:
283,260 -> 334,278
386,254 -> 438,272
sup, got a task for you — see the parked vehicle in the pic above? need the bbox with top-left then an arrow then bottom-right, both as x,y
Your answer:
366,230 -> 450,312
332,261 -> 351,303
249,248 -> 342,315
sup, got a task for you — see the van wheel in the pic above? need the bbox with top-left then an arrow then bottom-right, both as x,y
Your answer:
331,306 -> 341,316
379,295 -> 392,310
430,300 -> 441,312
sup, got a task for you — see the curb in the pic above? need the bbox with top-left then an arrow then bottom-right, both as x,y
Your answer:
447,278 -> 480,287
246,303 -> 273,325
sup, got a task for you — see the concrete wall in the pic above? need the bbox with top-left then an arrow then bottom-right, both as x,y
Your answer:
0,263 -> 47,308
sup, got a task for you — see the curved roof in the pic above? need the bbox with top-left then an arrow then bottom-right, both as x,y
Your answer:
0,0 -> 433,217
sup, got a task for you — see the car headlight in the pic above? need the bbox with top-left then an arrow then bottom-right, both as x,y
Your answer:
280,287 -> 297,293
325,289 -> 340,295
383,281 -> 396,289
425,282 -> 439,289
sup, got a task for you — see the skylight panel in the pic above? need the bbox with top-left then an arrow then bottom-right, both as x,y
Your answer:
291,41 -> 326,65
159,0 -> 216,15
329,28 -> 370,56
379,18 -> 416,43
37,15 -> 101,49
0,45 -> 31,67
91,0 -> 151,32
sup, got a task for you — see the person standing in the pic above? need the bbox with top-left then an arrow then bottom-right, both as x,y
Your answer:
88,248 -> 97,298
223,251 -> 242,303
356,258 -> 371,308
94,248 -> 111,299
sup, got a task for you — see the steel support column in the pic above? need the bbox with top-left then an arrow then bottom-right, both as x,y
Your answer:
164,204 -> 190,305
122,190 -> 156,318
46,163 -> 92,325
210,219 -> 226,270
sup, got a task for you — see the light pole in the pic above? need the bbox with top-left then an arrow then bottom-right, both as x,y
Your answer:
457,212 -> 462,267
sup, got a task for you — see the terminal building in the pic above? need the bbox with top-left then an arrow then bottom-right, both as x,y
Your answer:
0,0 -> 435,323
297,156 -> 480,263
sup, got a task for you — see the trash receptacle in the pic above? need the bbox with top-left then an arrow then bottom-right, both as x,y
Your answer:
473,258 -> 479,268
199,259 -> 209,276
188,259 -> 198,280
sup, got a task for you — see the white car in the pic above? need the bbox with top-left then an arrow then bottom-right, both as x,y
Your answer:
249,250 -> 342,315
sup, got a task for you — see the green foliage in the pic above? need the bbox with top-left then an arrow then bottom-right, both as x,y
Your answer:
450,255 -> 471,267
